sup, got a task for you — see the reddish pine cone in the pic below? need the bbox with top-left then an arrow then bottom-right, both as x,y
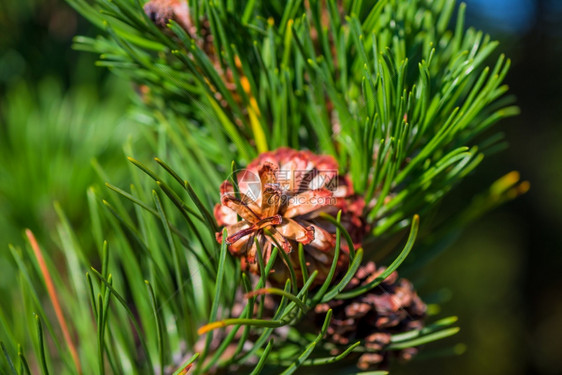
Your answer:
143,0 -> 214,54
144,0 -> 192,34
314,262 -> 427,370
143,0 -> 248,111
214,148 -> 366,285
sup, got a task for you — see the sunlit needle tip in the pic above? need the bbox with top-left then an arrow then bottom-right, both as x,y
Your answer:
198,321 -> 226,335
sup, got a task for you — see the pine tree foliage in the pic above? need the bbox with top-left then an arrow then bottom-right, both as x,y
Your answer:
0,0 -> 529,374
0,77 -> 132,245
68,0 -> 521,235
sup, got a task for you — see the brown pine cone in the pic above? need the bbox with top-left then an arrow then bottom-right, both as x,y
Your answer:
214,148 -> 366,287
314,261 -> 426,370
143,0 -> 193,36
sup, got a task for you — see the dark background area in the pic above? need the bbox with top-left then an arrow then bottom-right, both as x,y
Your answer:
404,1 -> 562,374
0,0 -> 561,374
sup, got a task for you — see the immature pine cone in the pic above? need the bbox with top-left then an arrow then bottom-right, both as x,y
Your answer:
143,0 -> 250,111
315,262 -> 427,370
144,0 -> 192,34
214,148 -> 365,285
144,0 -> 215,54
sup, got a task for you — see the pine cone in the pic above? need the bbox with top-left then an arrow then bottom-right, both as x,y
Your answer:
214,148 -> 366,286
314,262 -> 427,370
144,1 -> 250,104
143,0 -> 193,36
144,0 -> 215,53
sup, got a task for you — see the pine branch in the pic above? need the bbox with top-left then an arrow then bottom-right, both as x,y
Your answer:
0,1 -> 526,374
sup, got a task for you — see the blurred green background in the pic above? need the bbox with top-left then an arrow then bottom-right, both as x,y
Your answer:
0,0 -> 560,374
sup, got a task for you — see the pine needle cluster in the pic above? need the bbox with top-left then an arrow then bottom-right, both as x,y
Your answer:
0,1 -> 528,374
